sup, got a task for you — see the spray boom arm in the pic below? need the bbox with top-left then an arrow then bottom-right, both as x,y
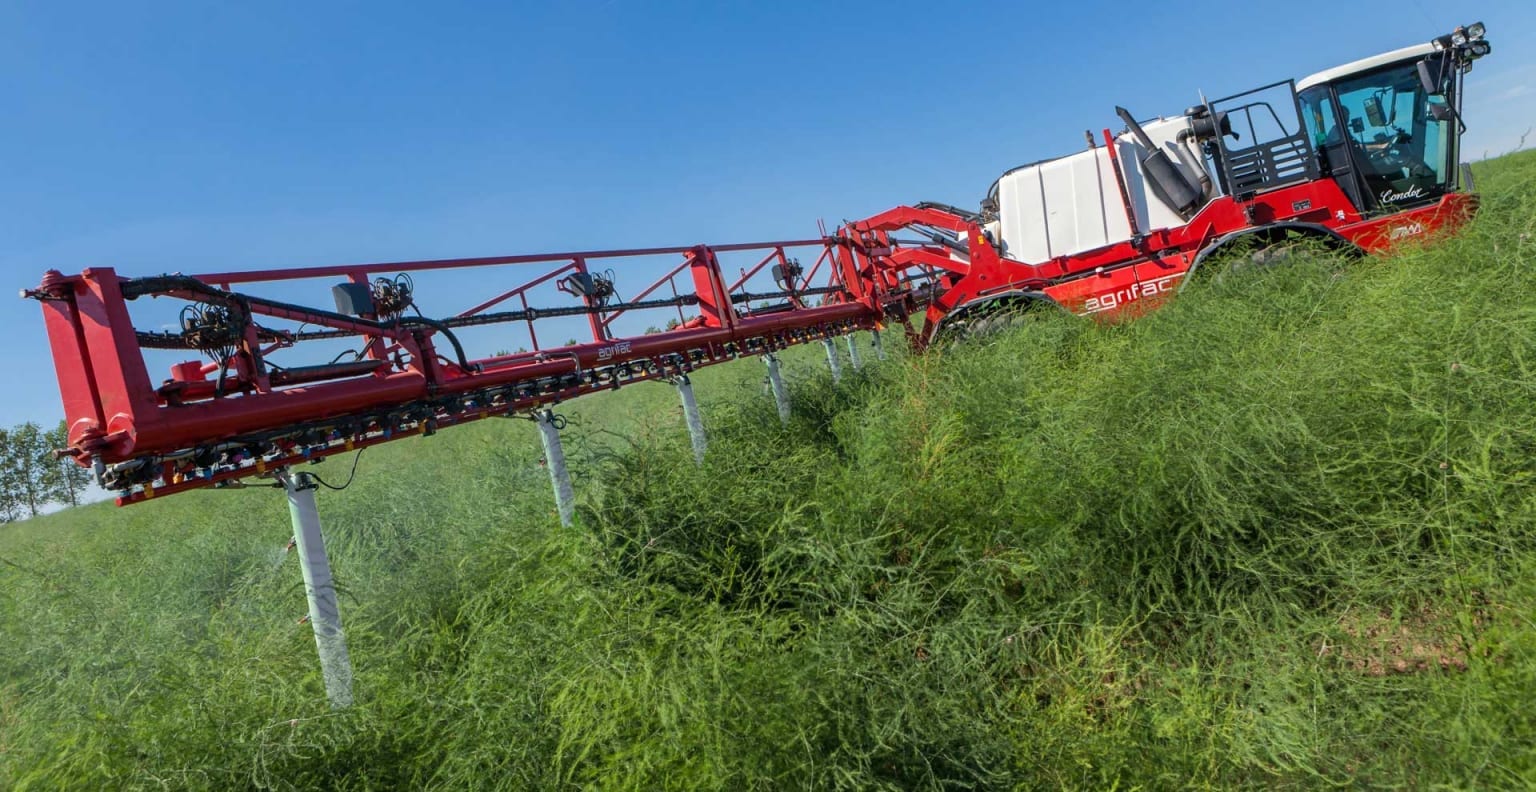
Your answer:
25,216 -> 981,504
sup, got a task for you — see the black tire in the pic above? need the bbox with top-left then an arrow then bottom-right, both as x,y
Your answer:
1185,229 -> 1346,290
931,298 -> 1041,346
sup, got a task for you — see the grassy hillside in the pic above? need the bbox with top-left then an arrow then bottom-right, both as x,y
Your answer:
4,149 -> 1536,789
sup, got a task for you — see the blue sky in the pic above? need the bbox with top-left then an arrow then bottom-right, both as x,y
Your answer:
3,0 -> 1532,431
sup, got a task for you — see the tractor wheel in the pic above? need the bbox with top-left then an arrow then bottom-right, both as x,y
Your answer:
1184,241 -> 1269,288
1184,229 -> 1357,291
931,298 -> 1040,346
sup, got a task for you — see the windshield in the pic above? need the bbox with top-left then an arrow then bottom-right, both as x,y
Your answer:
1303,62 -> 1454,211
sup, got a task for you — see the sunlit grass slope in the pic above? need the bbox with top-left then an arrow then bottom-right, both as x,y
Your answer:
4,149 -> 1535,789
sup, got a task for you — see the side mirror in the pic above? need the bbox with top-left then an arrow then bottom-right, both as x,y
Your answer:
1429,102 -> 1454,122
1363,96 -> 1388,127
1417,60 -> 1441,96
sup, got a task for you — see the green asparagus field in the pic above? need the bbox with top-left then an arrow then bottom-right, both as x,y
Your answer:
4,149 -> 1535,789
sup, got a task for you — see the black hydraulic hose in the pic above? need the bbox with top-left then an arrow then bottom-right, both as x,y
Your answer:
729,285 -> 845,304
311,449 -> 365,491
127,276 -> 475,373
394,317 -> 479,372
913,201 -> 982,222
122,275 -> 387,332
140,295 -> 703,345
925,230 -> 970,255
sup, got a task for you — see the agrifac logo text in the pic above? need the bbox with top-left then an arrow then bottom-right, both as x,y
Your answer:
597,341 -> 632,361
1082,273 -> 1183,314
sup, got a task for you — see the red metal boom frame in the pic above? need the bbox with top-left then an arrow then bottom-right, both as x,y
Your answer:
28,231 -> 951,504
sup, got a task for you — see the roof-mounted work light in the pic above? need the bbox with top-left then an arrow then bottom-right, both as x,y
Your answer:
1429,22 -> 1491,68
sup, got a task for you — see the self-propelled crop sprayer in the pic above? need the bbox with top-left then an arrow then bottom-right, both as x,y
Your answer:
22,23 -> 1493,708
24,24 -> 1493,509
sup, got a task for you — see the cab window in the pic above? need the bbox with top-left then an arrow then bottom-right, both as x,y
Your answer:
1332,63 -> 1451,205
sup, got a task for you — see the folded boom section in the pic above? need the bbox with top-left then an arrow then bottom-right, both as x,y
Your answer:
26,219 -> 985,504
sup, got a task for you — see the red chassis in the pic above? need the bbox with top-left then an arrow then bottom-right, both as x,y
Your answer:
846,163 -> 1477,335
27,132 -> 1476,505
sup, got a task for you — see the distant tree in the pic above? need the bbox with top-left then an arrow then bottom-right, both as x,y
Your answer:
0,428 -> 17,522
665,317 -> 681,331
564,338 -> 580,347
1,422 -> 50,518
43,421 -> 90,508
644,326 -> 661,335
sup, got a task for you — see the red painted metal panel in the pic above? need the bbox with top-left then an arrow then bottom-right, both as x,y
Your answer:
71,270 -> 161,459
687,246 -> 736,330
38,280 -> 106,450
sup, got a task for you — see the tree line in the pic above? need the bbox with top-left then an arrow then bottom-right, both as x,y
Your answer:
1,421 -> 92,522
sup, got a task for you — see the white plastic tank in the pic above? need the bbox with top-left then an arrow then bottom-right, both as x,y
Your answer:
991,117 -> 1211,264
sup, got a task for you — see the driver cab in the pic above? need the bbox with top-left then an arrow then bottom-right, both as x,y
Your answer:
1297,45 -> 1463,216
